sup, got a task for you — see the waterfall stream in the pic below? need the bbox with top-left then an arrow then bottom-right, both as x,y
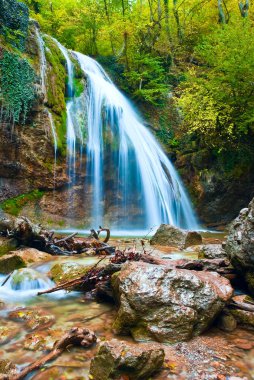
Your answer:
74,53 -> 199,231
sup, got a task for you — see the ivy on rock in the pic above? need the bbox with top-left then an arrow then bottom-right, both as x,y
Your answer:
0,51 -> 36,124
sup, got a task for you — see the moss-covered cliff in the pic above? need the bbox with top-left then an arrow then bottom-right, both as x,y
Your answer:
0,0 -> 69,210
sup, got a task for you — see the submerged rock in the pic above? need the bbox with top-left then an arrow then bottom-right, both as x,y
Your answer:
198,244 -> 227,259
225,199 -> 254,295
90,339 -> 165,380
0,320 -> 20,345
9,307 -> 55,330
0,359 -> 17,378
112,261 -> 233,343
49,261 -> 91,284
150,224 -> 202,248
0,248 -> 51,274
0,237 -> 18,257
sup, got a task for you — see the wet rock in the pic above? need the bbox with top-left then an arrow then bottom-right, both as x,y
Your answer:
24,328 -> 64,351
225,200 -> 254,295
112,261 -> 233,343
49,261 -> 91,284
0,320 -> 20,345
0,237 -> 18,257
0,248 -> 51,274
0,359 -> 17,378
0,253 -> 26,274
229,295 -> 254,330
198,244 -> 227,259
90,339 -> 165,380
217,311 -> 237,332
9,307 -> 55,330
150,224 -> 202,248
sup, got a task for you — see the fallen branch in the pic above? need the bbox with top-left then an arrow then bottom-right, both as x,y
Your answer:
38,256 -> 108,295
229,300 -> 254,313
54,232 -> 78,244
10,327 -> 96,380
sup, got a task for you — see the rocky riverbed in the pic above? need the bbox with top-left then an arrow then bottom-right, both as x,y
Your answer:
0,217 -> 254,379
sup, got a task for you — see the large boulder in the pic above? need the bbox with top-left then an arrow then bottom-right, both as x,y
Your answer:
150,224 -> 202,248
0,248 -> 51,274
225,199 -> 254,295
90,339 -> 165,380
112,261 -> 233,343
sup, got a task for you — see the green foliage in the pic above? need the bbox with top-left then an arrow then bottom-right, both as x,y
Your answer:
0,50 -> 36,124
178,21 -> 254,151
124,54 -> 169,105
0,0 -> 29,50
0,190 -> 44,216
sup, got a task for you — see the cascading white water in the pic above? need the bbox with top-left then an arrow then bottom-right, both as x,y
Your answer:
51,38 -> 77,183
46,109 -> 58,187
0,268 -> 55,301
35,28 -> 47,98
74,53 -> 199,230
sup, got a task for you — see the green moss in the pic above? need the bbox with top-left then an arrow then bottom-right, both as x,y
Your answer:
0,190 -> 44,216
73,77 -> 84,98
50,262 -> 91,285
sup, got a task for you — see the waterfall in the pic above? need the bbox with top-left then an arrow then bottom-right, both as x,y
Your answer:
73,53 -> 199,231
51,38 -> 77,184
46,109 -> 58,188
35,28 -> 47,98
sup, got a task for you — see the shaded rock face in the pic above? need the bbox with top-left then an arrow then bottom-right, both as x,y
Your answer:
90,339 -> 165,380
150,224 -> 202,248
225,199 -> 254,295
0,237 -> 18,256
175,149 -> 254,228
112,262 -> 233,343
199,244 -> 227,259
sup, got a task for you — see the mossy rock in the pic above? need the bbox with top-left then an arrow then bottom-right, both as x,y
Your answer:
245,271 -> 254,296
0,254 -> 26,274
0,190 -> 44,216
49,261 -> 91,285
90,339 -> 165,380
0,237 -> 18,257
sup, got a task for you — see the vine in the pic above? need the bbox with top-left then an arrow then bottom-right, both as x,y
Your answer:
0,51 -> 36,124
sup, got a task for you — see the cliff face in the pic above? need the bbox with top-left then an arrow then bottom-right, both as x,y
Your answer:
0,1 -> 70,215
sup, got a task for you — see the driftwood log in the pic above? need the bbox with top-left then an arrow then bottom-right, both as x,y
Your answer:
0,216 -> 113,256
7,327 -> 96,380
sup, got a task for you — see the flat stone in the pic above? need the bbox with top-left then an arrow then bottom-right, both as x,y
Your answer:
90,339 -> 165,380
0,248 -> 51,274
